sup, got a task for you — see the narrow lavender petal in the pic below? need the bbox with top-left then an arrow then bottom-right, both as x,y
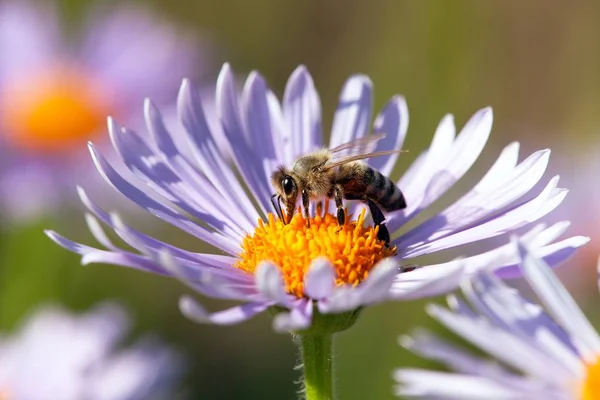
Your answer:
243,72 -> 282,186
304,257 -> 336,299
272,299 -> 313,333
88,143 -> 240,255
446,294 -> 478,318
179,296 -> 271,326
392,108 -> 492,230
368,95 -> 409,176
283,66 -> 322,158
265,87 -> 292,165
397,114 -> 455,194
319,258 -> 398,313
387,262 -> 466,300
494,236 -> 589,278
158,250 -> 261,301
396,146 -> 549,248
216,64 -> 272,215
517,240 -> 600,361
401,331 -> 518,378
85,213 -> 120,251
77,187 -> 242,272
426,303 -> 569,379
398,145 -> 558,247
394,369 -> 537,400
329,75 -> 373,149
110,213 -> 252,284
463,271 -> 581,374
255,262 -> 296,305
178,79 -> 261,228
399,177 -> 566,257
144,99 -> 252,236
45,230 -> 169,275
107,118 -> 245,241
389,224 -> 586,299
353,258 -> 400,305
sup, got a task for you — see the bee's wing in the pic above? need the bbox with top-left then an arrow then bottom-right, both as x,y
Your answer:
328,133 -> 387,161
323,150 -> 403,171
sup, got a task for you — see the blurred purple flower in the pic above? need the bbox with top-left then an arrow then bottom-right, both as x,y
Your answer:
0,302 -> 183,400
46,63 -> 586,332
0,0 -> 210,223
394,241 -> 600,399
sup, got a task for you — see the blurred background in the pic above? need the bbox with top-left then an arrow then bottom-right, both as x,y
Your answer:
1,0 -> 600,398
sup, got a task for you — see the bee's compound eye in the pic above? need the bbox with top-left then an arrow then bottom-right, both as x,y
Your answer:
282,176 -> 295,195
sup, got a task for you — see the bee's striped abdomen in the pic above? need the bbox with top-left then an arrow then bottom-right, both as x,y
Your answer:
364,168 -> 406,212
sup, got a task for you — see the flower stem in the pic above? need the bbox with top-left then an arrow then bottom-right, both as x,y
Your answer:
298,333 -> 334,400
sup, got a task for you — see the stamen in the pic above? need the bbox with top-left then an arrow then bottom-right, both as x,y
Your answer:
236,202 -> 397,298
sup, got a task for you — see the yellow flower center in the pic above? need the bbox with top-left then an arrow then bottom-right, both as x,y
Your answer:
582,358 -> 600,400
235,204 -> 397,298
0,65 -> 113,155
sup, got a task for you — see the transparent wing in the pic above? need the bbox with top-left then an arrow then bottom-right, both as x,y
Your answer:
325,133 -> 405,170
323,149 -> 404,171
328,133 -> 387,162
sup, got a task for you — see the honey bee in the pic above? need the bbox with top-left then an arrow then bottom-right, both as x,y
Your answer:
271,134 -> 407,245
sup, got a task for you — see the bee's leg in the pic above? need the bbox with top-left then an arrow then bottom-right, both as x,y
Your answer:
333,185 -> 345,226
301,189 -> 311,228
285,203 -> 295,225
366,199 -> 390,246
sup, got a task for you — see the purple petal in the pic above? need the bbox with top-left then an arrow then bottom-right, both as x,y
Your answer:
399,175 -> 566,257
368,95 -> 409,177
255,262 -> 293,304
283,65 -> 322,158
77,187 -> 243,276
401,330 -> 519,378
179,296 -> 271,326
494,235 -> 589,279
158,250 -> 260,301
216,64 -> 272,215
108,117 -> 245,241
88,142 -> 239,255
517,240 -> 600,360
329,75 -> 373,149
319,258 -> 398,313
397,114 -> 455,194
45,230 -> 169,276
426,303 -> 565,379
242,72 -> 281,182
178,80 -> 260,230
272,299 -> 313,333
304,257 -> 336,299
391,108 -> 492,230
463,271 -> 581,370
388,262 -> 466,300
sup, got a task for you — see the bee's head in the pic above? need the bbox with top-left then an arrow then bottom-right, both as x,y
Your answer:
272,166 -> 298,206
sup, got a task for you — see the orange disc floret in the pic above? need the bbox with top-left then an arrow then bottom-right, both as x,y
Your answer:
582,358 -> 600,400
235,206 -> 397,298
0,65 -> 113,155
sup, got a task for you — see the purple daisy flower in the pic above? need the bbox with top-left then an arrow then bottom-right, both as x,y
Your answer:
0,0 -> 208,223
394,241 -> 600,400
0,302 -> 183,400
46,63 -> 587,332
